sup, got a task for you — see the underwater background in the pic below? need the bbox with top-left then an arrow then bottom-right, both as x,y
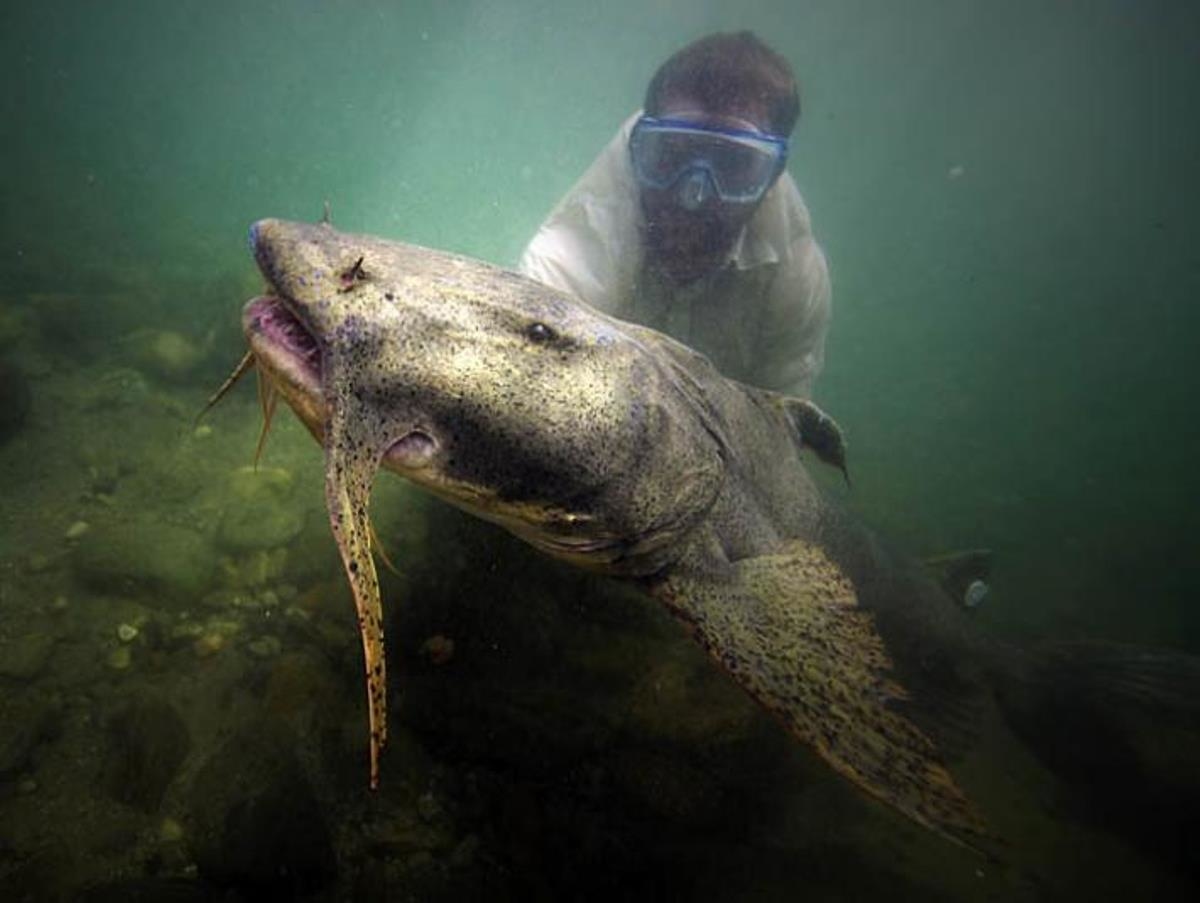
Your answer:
1,0 -> 1197,900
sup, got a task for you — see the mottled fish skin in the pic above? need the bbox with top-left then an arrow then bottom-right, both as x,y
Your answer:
241,218 -> 991,849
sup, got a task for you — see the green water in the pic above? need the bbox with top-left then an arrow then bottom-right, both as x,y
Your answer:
1,0 -> 1198,899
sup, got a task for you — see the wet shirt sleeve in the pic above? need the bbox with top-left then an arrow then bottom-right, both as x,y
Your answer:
517,116 -> 642,316
755,235 -> 832,398
518,213 -> 611,309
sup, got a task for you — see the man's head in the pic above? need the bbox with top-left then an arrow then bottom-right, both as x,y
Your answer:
632,32 -> 800,284
644,31 -> 800,137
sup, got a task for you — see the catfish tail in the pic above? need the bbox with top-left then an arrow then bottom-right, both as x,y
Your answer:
1025,640 -> 1200,724
997,640 -> 1200,879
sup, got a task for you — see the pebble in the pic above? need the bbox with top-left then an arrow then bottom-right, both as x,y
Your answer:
208,618 -> 242,637
108,646 -> 132,670
200,589 -> 249,610
64,520 -> 90,540
193,633 -> 224,658
421,634 -> 455,666
117,623 -> 139,643
170,621 -> 204,641
18,778 -> 37,795
160,817 -> 185,843
246,635 -> 282,658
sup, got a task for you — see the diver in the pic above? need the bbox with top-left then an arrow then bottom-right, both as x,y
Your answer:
520,31 -> 831,398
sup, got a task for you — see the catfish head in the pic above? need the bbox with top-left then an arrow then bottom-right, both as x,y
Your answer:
241,218 -> 725,786
245,218 -> 725,574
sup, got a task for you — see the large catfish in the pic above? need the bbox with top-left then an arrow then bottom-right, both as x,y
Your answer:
224,218 -> 1197,854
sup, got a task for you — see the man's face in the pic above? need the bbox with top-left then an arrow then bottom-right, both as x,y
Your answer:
637,96 -> 777,284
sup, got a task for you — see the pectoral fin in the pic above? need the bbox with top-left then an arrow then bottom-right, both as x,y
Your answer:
780,398 -> 849,485
651,539 -> 988,848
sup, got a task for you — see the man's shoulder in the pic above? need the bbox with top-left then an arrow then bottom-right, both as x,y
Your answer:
734,173 -> 818,272
758,173 -> 815,243
518,114 -> 644,309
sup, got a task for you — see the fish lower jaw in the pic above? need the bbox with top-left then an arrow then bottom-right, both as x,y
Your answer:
243,295 -> 323,393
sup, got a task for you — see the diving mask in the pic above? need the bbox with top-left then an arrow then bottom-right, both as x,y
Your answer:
629,115 -> 789,207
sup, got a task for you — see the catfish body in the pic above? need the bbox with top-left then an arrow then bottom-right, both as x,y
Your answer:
239,218 -> 993,845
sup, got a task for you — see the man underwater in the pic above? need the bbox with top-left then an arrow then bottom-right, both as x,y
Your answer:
520,31 -> 831,397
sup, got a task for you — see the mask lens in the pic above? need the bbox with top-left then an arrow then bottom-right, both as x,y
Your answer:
702,136 -> 777,199
631,129 -> 695,185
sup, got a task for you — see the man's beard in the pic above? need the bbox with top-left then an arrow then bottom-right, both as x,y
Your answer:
641,203 -> 744,285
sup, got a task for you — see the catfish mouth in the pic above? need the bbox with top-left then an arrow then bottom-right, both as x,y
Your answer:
244,294 -> 323,395
244,294 -> 441,468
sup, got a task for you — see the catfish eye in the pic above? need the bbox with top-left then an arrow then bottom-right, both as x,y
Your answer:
525,322 -> 556,344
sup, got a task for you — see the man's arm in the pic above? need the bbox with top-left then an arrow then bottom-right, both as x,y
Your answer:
518,215 -> 609,307
517,115 -> 643,315
757,236 -> 832,399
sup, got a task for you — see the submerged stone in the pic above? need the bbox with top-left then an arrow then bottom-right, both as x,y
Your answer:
106,646 -> 132,670
0,632 -> 55,681
72,516 -> 216,603
218,467 -> 303,552
246,635 -> 282,658
64,520 -> 90,540
129,329 -> 205,382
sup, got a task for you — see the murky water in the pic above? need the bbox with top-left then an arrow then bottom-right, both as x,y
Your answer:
1,1 -> 1198,899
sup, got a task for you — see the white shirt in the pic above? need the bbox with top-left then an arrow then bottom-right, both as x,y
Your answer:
519,113 -> 832,397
